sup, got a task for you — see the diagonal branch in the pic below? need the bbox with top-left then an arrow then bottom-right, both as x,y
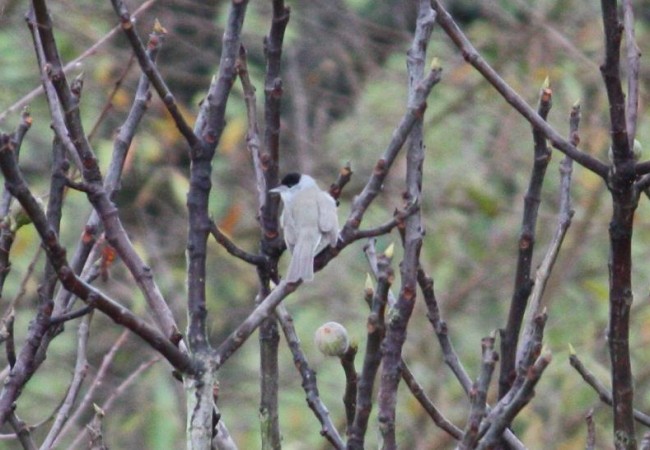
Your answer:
431,0 -> 608,178
29,2 -> 182,343
212,281 -> 298,370
569,352 -> 650,427
108,1 -> 199,149
0,141 -> 195,390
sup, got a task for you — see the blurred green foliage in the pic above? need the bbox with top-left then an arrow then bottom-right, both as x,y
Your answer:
1,0 -> 650,448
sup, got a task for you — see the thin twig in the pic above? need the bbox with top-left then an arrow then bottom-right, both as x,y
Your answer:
458,336 -> 498,450
568,352 -> 650,427
209,220 -> 266,266
0,140 -> 194,378
69,356 -> 159,450
340,344 -> 358,430
477,351 -> 552,449
53,331 -> 128,447
109,1 -> 198,148
517,102 -> 578,366
0,0 -> 157,122
499,82 -> 553,398
400,360 -> 462,440
586,409 -> 596,450
351,201 -> 419,241
41,314 -> 92,449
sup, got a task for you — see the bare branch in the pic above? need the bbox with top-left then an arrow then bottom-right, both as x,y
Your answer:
348,251 -> 392,449
54,331 -> 128,447
2,311 -> 15,368
28,5 -> 183,342
336,66 -> 442,246
275,304 -> 344,449
477,351 -> 552,449
500,81 -> 553,399
41,315 -> 91,449
108,0 -> 199,149
400,360 -> 462,440
418,270 -> 472,394
328,162 -> 353,202
600,2 -> 639,445
340,345 -> 358,430
0,142 -> 195,384
209,220 -> 266,267
350,201 -> 419,241
430,0 -> 608,178
236,45 -> 266,210
8,412 -> 36,450
569,352 -> 650,427
212,281 -> 298,370
586,409 -> 596,450
600,0 -> 631,163
0,0 -> 157,123
622,0 -> 640,143
69,357 -> 160,450
458,336 -> 498,450
378,5 -> 436,446
517,102 -> 578,366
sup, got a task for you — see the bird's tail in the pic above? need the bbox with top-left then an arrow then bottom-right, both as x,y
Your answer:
286,233 -> 320,283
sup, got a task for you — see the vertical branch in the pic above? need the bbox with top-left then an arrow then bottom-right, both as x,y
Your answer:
458,336 -> 498,450
600,2 -> 637,448
586,410 -> 596,450
41,314 -> 91,449
258,290 -> 280,450
499,82 -> 553,398
348,253 -> 392,449
178,1 -> 250,446
185,0 -> 249,357
517,102 -> 578,366
257,3 -> 289,448
259,0 -> 290,258
600,0 -> 631,162
377,2 -> 435,448
622,0 -> 640,143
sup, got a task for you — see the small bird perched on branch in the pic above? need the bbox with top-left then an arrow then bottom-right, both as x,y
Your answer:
271,173 -> 339,283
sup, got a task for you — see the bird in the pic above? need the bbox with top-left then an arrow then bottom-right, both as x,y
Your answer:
271,173 -> 339,283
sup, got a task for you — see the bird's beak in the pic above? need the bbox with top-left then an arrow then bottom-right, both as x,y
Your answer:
270,186 -> 285,194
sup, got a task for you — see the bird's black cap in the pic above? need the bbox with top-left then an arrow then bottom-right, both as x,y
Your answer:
280,172 -> 302,188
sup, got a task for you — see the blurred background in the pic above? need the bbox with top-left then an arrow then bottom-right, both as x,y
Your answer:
1,0 -> 650,448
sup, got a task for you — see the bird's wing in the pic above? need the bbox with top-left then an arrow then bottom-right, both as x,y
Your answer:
281,207 -> 297,251
317,192 -> 339,246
